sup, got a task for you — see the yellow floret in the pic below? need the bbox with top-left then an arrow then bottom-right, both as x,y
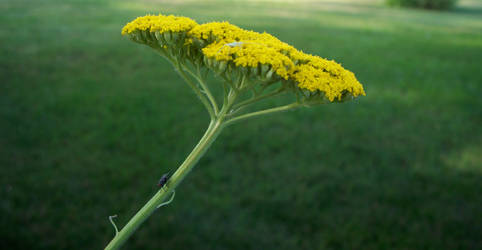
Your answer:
190,22 -> 301,79
202,41 -> 295,79
189,22 -> 298,54
121,14 -> 198,35
188,22 -> 246,42
189,22 -> 273,45
291,54 -> 366,101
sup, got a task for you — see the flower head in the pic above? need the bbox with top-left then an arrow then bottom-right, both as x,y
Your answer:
188,22 -> 245,44
121,14 -> 198,35
290,53 -> 366,102
121,14 -> 198,50
122,15 -> 365,103
202,41 -> 294,80
190,22 -> 301,80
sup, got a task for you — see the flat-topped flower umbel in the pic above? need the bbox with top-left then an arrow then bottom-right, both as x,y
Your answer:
105,14 -> 366,250
122,15 -> 365,103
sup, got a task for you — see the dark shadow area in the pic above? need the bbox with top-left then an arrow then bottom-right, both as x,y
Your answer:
454,5 -> 482,15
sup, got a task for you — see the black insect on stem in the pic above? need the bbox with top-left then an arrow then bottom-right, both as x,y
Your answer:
157,173 -> 170,188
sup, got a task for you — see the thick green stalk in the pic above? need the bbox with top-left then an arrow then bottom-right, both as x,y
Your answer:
104,67 -> 298,249
104,119 -> 225,250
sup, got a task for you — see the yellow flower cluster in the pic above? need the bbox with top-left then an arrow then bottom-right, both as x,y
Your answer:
121,14 -> 198,35
188,22 -> 245,42
202,42 -> 294,79
189,22 -> 300,79
188,22 -> 297,54
122,15 -> 365,102
292,54 -> 366,101
188,22 -> 364,100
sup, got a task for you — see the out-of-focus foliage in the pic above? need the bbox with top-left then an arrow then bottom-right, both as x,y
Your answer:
386,0 -> 458,10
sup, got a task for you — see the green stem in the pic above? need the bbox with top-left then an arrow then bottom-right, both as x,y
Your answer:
181,64 -> 220,115
104,119 -> 225,250
231,87 -> 285,113
174,62 -> 216,119
152,50 -> 215,119
224,102 -> 301,127
103,60 -> 297,249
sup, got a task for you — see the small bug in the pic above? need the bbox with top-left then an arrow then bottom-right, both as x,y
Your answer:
216,41 -> 250,53
216,41 -> 262,55
157,173 -> 170,188
225,41 -> 245,47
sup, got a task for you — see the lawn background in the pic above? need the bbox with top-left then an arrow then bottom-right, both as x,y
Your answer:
1,0 -> 481,249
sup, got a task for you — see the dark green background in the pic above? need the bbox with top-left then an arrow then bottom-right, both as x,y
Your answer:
1,0 -> 481,249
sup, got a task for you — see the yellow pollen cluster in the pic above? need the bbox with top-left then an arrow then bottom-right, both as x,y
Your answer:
121,14 -> 198,35
292,54 -> 366,101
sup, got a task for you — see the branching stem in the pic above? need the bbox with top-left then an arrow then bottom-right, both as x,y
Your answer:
181,63 -> 220,114
230,87 -> 285,114
224,102 -> 301,127
105,60 -> 301,250
173,61 -> 216,119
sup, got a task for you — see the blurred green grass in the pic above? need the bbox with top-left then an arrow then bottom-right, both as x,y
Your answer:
1,0 -> 481,249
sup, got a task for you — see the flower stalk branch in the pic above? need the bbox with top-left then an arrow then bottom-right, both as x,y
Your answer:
173,61 -> 216,119
105,70 -> 246,250
181,63 -> 220,114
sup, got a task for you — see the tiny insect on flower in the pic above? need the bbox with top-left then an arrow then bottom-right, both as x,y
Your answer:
157,173 -> 170,188
225,41 -> 244,47
215,41 -> 261,53
215,41 -> 245,54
